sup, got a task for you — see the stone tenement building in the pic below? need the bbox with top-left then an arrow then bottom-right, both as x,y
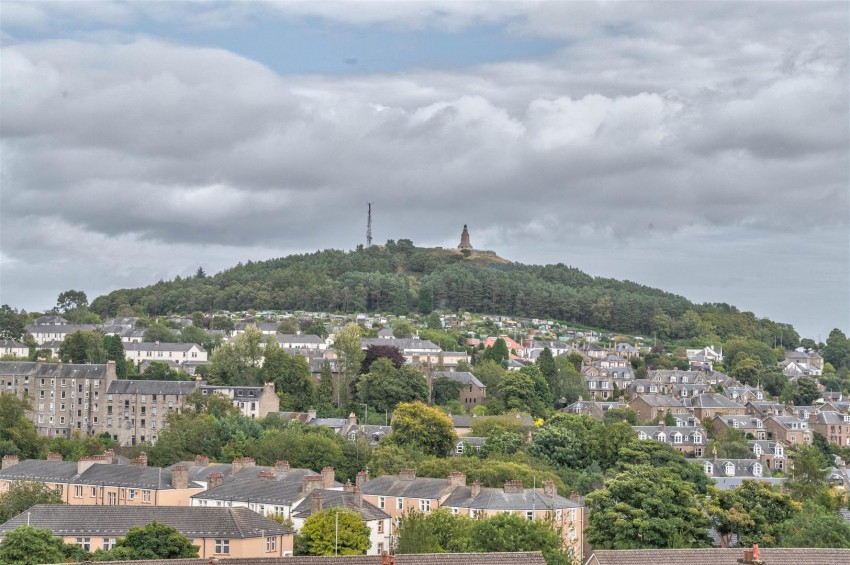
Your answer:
0,360 -> 279,446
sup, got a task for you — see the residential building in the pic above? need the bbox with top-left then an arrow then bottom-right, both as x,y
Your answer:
695,451 -> 783,490
0,340 -> 28,358
0,504 -> 294,558
123,342 -> 208,366
433,371 -> 486,407
24,324 -> 98,345
628,395 -> 687,423
563,400 -> 626,420
688,394 -> 746,421
712,416 -> 766,440
633,424 -> 707,457
199,383 -> 279,419
764,415 -> 812,446
812,411 -> 850,447
749,440 -> 786,471
360,469 -> 458,523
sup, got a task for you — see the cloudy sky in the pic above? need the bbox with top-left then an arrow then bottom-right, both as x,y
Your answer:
1,1 -> 847,340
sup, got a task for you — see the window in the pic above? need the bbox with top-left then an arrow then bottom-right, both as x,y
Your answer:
378,496 -> 385,509
74,485 -> 83,498
142,490 -> 151,502
456,443 -> 464,454
76,537 -> 90,551
377,543 -> 385,555
419,499 -> 431,512
526,511 -> 534,521
108,492 -> 117,505
396,497 -> 404,510
91,487 -> 97,497
128,489 -> 137,500
103,538 -> 116,551
672,433 -> 683,444
215,539 -> 230,554
266,536 -> 276,552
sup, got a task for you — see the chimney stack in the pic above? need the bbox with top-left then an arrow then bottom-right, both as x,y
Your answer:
448,472 -> 466,488
106,360 -> 117,380
503,480 -> 523,493
2,455 -> 19,470
208,473 -> 224,489
130,452 -> 148,467
381,552 -> 396,565
399,469 -> 416,481
352,485 -> 362,508
276,460 -> 291,473
344,480 -> 354,492
311,490 -> 323,515
231,457 -> 256,475
322,466 -> 335,488
195,455 -> 209,467
348,412 -> 357,425
258,470 -> 276,481
543,479 -> 556,498
471,480 -> 481,498
77,455 -> 108,475
302,475 -> 324,496
172,465 -> 189,490
47,453 -> 63,462
356,470 -> 370,487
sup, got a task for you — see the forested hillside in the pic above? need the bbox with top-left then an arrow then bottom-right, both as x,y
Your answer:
90,240 -> 801,344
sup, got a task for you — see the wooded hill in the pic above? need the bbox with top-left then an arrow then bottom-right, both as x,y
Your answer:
90,239 -> 801,345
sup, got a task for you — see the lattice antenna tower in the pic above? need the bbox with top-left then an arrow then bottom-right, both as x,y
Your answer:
366,202 -> 373,247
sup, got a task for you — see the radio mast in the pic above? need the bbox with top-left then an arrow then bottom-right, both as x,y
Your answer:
366,203 -> 373,247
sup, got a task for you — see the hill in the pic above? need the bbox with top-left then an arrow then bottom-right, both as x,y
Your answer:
89,240 -> 800,345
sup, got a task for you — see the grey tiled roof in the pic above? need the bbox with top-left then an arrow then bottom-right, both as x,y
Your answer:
587,548 -> 850,565
689,394 -> 745,409
360,475 -> 456,500
191,478 -> 306,505
0,459 -> 79,482
59,552 -> 548,565
124,342 -> 205,353
434,371 -> 485,389
442,486 -> 580,511
0,504 -> 292,538
0,361 -> 111,379
107,380 -> 198,395
290,489 -> 390,521
68,464 -> 199,490
632,394 -> 685,408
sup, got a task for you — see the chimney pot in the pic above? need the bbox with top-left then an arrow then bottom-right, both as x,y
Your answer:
322,466 -> 335,488
258,470 -> 275,481
543,479 -> 556,497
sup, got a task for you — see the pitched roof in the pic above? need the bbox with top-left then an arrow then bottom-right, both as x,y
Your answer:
107,380 -> 198,395
124,342 -> 205,352
0,459 -> 79,482
434,371 -> 485,389
442,486 -> 580,511
0,504 -> 292,538
290,489 -> 390,521
57,552 -> 548,565
360,475 -> 456,500
587,548 -> 850,565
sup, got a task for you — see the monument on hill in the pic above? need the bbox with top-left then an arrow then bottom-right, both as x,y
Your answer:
458,224 -> 473,250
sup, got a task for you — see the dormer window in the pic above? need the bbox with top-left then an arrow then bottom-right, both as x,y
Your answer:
692,433 -> 703,444
775,446 -> 784,457
752,463 -> 762,477
682,376 -> 688,384
638,431 -> 648,440
703,462 -> 713,474
724,462 -> 735,476
752,445 -> 762,456
656,432 -> 666,442
672,432 -> 683,444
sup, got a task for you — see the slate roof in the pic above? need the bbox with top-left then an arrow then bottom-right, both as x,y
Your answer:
0,504 -> 291,538
815,411 -> 850,424
587,548 -> 850,565
360,338 -> 440,350
360,475 -> 456,500
0,361 -> 111,379
191,478 -> 307,505
442,486 -> 580,511
107,380 -> 198,395
67,464 -> 200,490
172,462 -> 321,486
56,552 -> 548,565
277,334 -> 324,344
124,342 -> 205,353
290,489 -> 390,521
631,394 -> 685,408
689,394 -> 745,409
434,371 -> 485,389
0,459 -> 80,482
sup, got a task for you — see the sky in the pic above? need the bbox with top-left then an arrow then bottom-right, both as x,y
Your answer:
1,0 -> 848,341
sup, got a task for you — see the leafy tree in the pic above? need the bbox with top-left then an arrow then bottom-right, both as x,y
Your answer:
0,525 -> 69,565
357,359 -> 427,414
142,323 -> 178,343
822,328 -> 850,369
0,305 -> 27,341
787,444 -> 830,504
264,339 -> 315,411
179,324 -> 207,345
113,520 -> 199,559
390,401 -> 456,457
210,316 -> 235,333
427,312 -> 442,330
103,334 -> 128,379
392,319 -> 414,339
297,508 -> 370,555
536,347 -> 558,394
433,377 -> 466,406
498,366 -> 551,417
58,330 -> 107,364
482,338 -> 510,365
140,361 -> 185,381
56,289 -> 88,314
316,362 -> 335,414
790,376 -> 820,405
306,320 -> 329,339
360,345 -> 406,374
603,407 -> 638,425
396,508 -> 471,554
333,324 -> 364,407
468,512 -> 573,565
277,318 -> 300,334
778,501 -> 850,547
759,366 -> 787,398
586,464 -> 711,549
195,267 -> 207,279
473,360 -> 507,391
553,356 -> 588,404
564,352 -> 584,372
730,355 -> 762,386
703,481 -> 799,547
0,394 -> 44,459
0,481 -> 63,523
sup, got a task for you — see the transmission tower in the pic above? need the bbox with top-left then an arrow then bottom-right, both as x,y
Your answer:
366,203 -> 373,247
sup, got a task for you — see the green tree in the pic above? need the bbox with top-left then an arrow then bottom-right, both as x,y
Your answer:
467,512 -> 572,565
391,401 -> 456,457
536,347 -> 558,394
0,394 -> 44,459
730,355 -> 762,386
333,323 -> 364,407
306,320 -> 329,339
482,338 -> 510,365
392,319 -> 414,339
703,481 -> 800,547
143,323 -> 178,343
264,338 -> 315,411
553,356 -> 588,404
603,407 -> 638,425
103,334 -> 128,379
778,501 -> 850,547
790,376 -> 820,405
357,359 -> 428,413
0,305 -> 27,341
179,324 -> 207,345
297,508 -> 370,556
822,328 -> 850,369
140,361 -> 185,381
277,318 -> 300,334
787,444 -> 831,504
316,362 -> 335,414
58,330 -> 107,364
56,289 -> 88,314
113,520 -> 199,559
0,481 -> 63,523
433,377 -> 466,406
564,352 -> 584,372
0,525 -> 69,565
586,464 -> 711,549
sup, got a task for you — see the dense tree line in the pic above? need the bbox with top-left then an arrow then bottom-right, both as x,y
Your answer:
86,243 -> 806,344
